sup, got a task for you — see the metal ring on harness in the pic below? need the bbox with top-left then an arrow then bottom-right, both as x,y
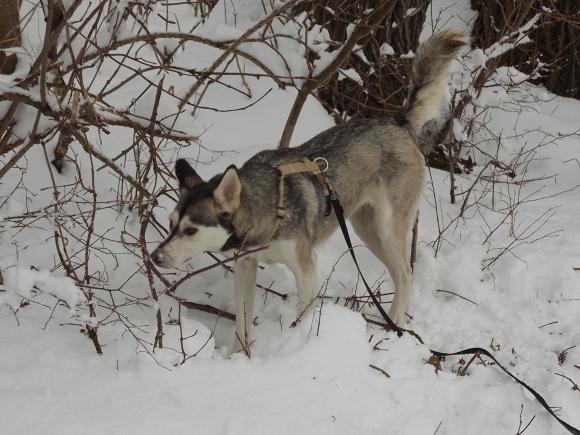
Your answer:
313,157 -> 329,173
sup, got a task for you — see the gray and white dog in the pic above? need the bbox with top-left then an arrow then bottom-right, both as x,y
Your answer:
152,32 -> 468,352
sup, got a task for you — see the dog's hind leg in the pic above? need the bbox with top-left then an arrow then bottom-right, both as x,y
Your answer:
234,257 -> 257,354
380,220 -> 413,325
350,204 -> 412,326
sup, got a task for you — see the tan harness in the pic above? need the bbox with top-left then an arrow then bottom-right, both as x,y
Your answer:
272,157 -> 331,238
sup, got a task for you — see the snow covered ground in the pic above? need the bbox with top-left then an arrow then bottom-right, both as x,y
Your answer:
1,1 -> 579,434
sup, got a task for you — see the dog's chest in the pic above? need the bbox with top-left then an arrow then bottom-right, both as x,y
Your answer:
252,239 -> 297,266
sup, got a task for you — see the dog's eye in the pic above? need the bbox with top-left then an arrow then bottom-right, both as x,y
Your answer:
183,227 -> 197,236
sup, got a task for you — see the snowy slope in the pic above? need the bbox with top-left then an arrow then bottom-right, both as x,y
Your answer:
1,1 -> 579,434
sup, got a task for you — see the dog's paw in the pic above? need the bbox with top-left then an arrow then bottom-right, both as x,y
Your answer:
232,336 -> 252,357
387,308 -> 407,327
229,349 -> 250,360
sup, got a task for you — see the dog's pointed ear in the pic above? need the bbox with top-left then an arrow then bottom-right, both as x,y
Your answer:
175,159 -> 203,190
214,165 -> 241,213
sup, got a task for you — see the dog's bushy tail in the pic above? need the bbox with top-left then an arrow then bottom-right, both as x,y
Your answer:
399,32 -> 469,133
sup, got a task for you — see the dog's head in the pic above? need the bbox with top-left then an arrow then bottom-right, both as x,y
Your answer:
151,159 -> 241,268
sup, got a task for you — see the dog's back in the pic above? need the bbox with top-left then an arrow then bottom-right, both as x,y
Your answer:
240,118 -> 421,243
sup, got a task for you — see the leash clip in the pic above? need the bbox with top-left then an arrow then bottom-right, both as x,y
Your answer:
313,157 -> 329,173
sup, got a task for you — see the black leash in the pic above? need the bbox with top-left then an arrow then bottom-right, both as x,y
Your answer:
431,348 -> 580,435
329,193 -> 403,337
329,191 -> 580,435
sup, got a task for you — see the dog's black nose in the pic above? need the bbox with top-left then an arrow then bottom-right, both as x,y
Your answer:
151,250 -> 162,264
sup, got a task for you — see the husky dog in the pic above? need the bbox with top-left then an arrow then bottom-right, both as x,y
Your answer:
151,32 -> 468,352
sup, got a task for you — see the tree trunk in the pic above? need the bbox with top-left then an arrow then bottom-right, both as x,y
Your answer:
0,0 -> 21,74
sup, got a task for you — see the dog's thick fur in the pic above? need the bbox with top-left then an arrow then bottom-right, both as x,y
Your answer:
152,32 -> 468,352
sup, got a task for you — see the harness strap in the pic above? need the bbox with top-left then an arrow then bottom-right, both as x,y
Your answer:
277,158 -> 322,177
272,158 -> 330,238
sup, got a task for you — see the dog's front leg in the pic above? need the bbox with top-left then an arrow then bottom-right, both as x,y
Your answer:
288,250 -> 318,324
234,256 -> 257,355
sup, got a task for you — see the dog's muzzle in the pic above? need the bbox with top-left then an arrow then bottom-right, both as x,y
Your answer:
150,249 -> 170,268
